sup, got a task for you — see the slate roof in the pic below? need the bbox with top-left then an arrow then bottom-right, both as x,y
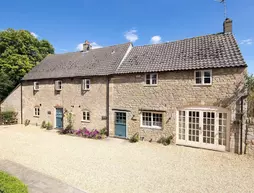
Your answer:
22,42 -> 131,80
115,33 -> 247,74
23,33 -> 247,80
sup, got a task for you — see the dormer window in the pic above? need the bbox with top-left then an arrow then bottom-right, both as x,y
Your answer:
82,79 -> 90,91
145,73 -> 158,85
55,80 -> 62,91
34,82 -> 39,91
195,70 -> 212,85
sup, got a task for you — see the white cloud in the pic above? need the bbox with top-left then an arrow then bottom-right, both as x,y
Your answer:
90,42 -> 103,49
240,39 -> 253,45
76,42 -> 102,51
124,29 -> 138,42
31,32 -> 39,38
150,36 -> 162,44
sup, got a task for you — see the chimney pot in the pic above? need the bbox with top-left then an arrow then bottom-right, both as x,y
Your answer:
223,18 -> 232,34
83,40 -> 92,52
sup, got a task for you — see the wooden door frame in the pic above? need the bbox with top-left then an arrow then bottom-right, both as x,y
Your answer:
176,106 -> 230,151
55,107 -> 64,129
114,111 -> 128,139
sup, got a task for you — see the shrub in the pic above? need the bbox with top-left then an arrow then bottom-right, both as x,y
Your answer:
0,171 -> 28,193
157,136 -> 173,146
46,122 -> 53,130
59,128 -> 75,135
58,124 -> 75,135
0,111 -> 18,125
65,112 -> 75,130
129,133 -> 139,143
24,119 -> 30,126
41,121 -> 47,129
100,127 -> 107,136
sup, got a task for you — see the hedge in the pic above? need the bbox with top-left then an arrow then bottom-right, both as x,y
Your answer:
0,111 -> 18,125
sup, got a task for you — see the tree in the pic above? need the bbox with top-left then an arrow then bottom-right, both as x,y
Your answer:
0,71 -> 14,101
0,28 -> 54,100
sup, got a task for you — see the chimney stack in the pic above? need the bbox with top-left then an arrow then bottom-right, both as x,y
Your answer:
223,18 -> 232,34
83,40 -> 92,52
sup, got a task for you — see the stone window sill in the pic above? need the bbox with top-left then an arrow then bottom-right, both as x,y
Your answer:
81,120 -> 90,123
193,84 -> 212,87
144,85 -> 158,87
141,126 -> 162,130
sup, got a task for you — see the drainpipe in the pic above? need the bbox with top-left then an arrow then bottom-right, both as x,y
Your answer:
240,95 -> 248,155
106,76 -> 110,136
240,96 -> 243,155
21,82 -> 23,124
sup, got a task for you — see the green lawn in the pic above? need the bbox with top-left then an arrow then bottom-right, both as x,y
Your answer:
0,171 -> 28,193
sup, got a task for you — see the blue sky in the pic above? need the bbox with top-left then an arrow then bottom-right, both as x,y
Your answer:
0,0 -> 253,73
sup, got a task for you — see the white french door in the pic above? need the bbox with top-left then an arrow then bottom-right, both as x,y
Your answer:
177,108 -> 228,151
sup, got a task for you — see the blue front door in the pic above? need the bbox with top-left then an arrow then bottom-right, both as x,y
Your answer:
56,108 -> 63,129
115,112 -> 126,138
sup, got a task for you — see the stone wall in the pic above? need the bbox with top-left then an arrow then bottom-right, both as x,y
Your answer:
109,67 -> 247,152
0,85 -> 21,123
245,121 -> 254,155
22,77 -> 107,130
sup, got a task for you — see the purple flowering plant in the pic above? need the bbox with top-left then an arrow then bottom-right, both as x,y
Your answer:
75,128 -> 103,139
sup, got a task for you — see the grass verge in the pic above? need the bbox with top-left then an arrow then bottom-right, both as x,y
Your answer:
0,171 -> 28,193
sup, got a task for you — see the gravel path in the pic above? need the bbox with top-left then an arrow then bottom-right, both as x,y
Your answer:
0,125 -> 254,193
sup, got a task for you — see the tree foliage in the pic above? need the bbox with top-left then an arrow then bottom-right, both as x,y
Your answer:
0,71 -> 14,100
246,74 -> 254,94
0,28 -> 54,101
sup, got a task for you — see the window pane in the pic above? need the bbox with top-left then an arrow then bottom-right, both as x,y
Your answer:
151,74 -> 157,85
146,74 -> 150,85
58,81 -> 62,89
83,112 -> 86,120
87,112 -> 90,120
152,113 -> 162,127
142,112 -> 152,126
204,78 -> 211,84
195,71 -> 201,78
196,78 -> 202,84
204,71 -> 211,77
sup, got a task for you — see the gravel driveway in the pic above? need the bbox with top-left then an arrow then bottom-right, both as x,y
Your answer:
0,125 -> 254,193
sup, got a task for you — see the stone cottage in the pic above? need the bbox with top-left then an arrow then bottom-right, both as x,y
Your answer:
1,19 -> 248,153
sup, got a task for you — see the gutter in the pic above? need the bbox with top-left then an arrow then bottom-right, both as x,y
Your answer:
21,82 -> 23,124
240,94 -> 248,155
240,96 -> 243,154
106,76 -> 110,136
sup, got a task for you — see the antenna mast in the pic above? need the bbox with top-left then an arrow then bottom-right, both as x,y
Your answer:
219,0 -> 227,19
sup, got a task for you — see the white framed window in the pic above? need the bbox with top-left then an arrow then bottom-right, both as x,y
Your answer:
82,79 -> 90,90
82,111 -> 90,122
34,82 -> 39,91
34,107 -> 40,116
55,80 -> 62,91
145,73 -> 158,85
195,70 -> 212,85
141,112 -> 163,129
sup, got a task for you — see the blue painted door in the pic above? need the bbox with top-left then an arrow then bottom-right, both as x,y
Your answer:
115,112 -> 126,138
56,108 -> 63,129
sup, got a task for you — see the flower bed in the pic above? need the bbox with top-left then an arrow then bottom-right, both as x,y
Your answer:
59,127 -> 107,139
